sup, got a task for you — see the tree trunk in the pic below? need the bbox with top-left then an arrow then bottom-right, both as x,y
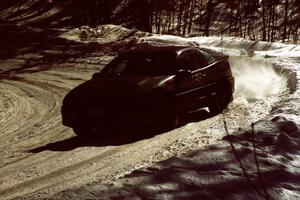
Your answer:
262,0 -> 267,41
282,0 -> 289,42
177,0 -> 184,35
205,0 -> 213,36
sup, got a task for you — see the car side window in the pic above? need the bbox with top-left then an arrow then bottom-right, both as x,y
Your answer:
177,50 -> 208,71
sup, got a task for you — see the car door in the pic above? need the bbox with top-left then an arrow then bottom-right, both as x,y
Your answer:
175,49 -> 209,112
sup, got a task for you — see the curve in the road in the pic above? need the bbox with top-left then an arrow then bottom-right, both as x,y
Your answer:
0,54 -> 292,199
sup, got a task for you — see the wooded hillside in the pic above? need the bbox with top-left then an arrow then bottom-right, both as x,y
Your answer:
0,0 -> 299,43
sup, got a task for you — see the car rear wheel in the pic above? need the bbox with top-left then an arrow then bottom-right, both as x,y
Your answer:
209,86 -> 232,115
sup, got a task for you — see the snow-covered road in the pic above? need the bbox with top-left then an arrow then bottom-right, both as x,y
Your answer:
0,26 -> 297,199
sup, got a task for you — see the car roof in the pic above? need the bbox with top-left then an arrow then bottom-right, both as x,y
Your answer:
121,45 -> 193,56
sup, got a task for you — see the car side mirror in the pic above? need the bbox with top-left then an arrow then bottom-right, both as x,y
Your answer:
176,69 -> 192,81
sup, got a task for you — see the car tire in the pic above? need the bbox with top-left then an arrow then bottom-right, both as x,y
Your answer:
209,86 -> 232,115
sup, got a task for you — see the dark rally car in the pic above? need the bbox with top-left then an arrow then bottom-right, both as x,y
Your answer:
62,46 -> 234,136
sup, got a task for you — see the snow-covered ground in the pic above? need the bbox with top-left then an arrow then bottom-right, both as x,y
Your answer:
53,29 -> 300,199
0,25 -> 299,199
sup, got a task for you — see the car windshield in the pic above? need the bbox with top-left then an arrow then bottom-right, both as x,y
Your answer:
101,52 -> 176,76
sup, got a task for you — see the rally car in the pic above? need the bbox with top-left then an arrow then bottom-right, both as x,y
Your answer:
62,45 -> 234,137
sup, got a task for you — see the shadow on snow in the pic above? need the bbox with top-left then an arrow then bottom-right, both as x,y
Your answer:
30,109 -> 212,152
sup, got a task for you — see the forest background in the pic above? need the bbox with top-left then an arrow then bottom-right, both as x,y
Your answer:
2,0 -> 297,43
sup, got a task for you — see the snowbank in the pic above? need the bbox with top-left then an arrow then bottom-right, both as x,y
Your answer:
142,35 -> 300,58
59,24 -> 150,44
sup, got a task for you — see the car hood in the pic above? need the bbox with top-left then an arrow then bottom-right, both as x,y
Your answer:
63,75 -> 175,108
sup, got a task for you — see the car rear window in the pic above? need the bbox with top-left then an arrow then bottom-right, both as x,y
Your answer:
102,52 -> 176,76
177,50 -> 208,70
